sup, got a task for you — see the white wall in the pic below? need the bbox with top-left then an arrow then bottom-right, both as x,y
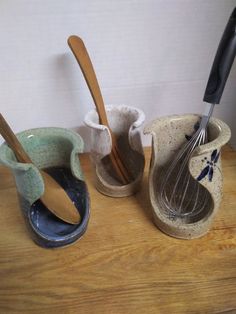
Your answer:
0,0 -> 236,150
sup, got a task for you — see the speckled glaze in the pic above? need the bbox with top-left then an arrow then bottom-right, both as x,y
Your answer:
84,104 -> 145,197
144,114 -> 231,239
0,127 -> 90,248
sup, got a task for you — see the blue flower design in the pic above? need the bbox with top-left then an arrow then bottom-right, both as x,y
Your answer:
197,149 -> 220,182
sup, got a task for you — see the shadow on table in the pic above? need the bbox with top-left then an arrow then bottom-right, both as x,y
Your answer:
135,173 -> 154,222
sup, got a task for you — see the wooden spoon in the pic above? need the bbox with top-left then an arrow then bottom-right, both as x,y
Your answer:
0,113 -> 81,225
68,35 -> 132,185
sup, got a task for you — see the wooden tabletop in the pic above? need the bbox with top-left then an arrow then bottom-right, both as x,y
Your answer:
0,146 -> 235,314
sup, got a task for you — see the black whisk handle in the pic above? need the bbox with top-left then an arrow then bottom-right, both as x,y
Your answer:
203,7 -> 236,104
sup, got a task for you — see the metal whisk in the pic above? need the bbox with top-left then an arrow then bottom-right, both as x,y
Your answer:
159,8 -> 236,220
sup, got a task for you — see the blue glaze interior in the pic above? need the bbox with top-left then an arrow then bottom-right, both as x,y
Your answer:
29,167 -> 88,240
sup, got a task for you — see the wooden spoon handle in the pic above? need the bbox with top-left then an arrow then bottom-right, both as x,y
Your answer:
0,113 -> 81,225
68,36 -> 132,185
68,36 -> 108,126
0,113 -> 32,163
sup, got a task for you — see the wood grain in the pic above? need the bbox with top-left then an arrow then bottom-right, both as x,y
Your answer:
0,146 -> 235,313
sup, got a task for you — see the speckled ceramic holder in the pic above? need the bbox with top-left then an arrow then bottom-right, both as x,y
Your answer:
144,114 -> 231,239
0,127 -> 90,248
84,105 -> 145,197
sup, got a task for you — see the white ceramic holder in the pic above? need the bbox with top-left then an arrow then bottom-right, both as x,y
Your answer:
144,114 -> 231,239
84,104 -> 145,197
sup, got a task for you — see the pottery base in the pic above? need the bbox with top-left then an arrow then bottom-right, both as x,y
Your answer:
19,167 -> 90,248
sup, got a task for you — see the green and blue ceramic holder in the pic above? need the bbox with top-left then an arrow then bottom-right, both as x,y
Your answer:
0,127 -> 90,248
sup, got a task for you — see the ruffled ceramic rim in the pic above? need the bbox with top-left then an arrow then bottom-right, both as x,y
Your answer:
84,104 -> 145,130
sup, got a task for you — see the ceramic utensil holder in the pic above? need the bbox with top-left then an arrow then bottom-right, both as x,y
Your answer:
144,114 -> 231,239
84,104 -> 145,197
0,127 -> 90,248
